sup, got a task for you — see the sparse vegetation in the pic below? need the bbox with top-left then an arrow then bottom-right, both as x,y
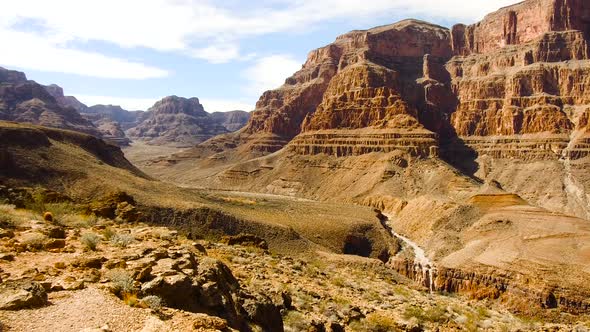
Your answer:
59,213 -> 98,228
0,204 -> 18,228
283,311 -> 309,332
403,304 -> 448,324
350,312 -> 400,332
108,269 -> 136,296
102,226 -> 116,240
80,232 -> 100,251
110,233 -> 135,248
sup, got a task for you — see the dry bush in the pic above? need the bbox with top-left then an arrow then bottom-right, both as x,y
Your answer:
0,204 -> 18,228
349,312 -> 400,332
81,232 -> 100,251
102,227 -> 116,240
110,233 -> 135,248
108,269 -> 136,296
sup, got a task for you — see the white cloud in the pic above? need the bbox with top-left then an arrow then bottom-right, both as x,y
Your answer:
241,55 -> 302,96
0,29 -> 168,80
200,99 -> 255,112
190,43 -> 241,64
0,0 -> 520,72
73,94 -> 159,111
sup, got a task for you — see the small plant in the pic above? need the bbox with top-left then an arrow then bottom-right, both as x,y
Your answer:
21,232 -> 48,251
102,227 -> 116,241
110,233 -> 135,248
81,232 -> 100,251
108,269 -> 136,295
141,295 -> 163,311
283,311 -> 309,332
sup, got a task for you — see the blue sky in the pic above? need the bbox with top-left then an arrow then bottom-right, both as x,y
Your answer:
0,0 -> 518,112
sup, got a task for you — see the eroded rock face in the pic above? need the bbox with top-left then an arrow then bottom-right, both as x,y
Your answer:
239,20 -> 451,153
451,0 -> 590,56
127,96 -> 247,147
0,68 -> 100,137
44,84 -> 88,113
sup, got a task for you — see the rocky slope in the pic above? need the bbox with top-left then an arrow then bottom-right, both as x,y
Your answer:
43,84 -> 89,113
4,204 -> 585,331
127,96 -> 249,147
81,105 -> 145,146
0,67 -> 100,137
83,105 -> 145,130
210,110 -> 250,132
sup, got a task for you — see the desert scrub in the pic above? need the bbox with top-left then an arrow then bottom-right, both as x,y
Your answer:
108,269 -> 136,296
283,311 -> 310,332
102,227 -> 116,240
59,213 -> 98,228
141,295 -> 163,311
21,232 -> 48,251
403,304 -> 448,324
80,232 -> 100,251
349,312 -> 399,332
110,233 -> 135,248
0,204 -> 17,228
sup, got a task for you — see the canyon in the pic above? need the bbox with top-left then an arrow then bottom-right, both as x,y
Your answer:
2,0 -> 590,330
127,0 -> 590,318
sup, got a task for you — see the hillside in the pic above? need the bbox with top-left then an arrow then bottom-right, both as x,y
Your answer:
0,121 -> 393,260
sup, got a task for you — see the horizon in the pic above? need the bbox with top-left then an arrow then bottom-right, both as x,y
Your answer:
0,0 -> 519,112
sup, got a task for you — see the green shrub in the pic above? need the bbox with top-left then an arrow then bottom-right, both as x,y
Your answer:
81,232 -> 100,251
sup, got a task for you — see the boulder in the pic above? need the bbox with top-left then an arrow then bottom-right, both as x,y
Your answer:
0,280 -> 48,310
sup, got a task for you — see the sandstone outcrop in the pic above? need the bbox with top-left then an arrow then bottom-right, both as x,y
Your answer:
236,19 -> 452,154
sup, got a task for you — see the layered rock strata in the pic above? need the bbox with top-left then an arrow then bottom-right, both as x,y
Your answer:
127,96 -> 248,147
